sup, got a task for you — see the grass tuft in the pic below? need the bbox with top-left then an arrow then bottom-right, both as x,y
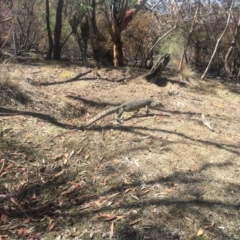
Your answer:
0,67 -> 32,106
178,65 -> 196,82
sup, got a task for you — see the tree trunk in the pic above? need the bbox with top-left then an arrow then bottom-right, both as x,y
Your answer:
179,5 -> 199,70
12,31 -> 18,55
45,0 -> 53,59
145,54 -> 170,84
224,17 -> 240,77
201,0 -> 233,79
113,39 -> 124,66
103,0 -> 147,67
53,0 -> 64,60
112,19 -> 124,66
80,17 -> 89,65
91,0 -> 98,34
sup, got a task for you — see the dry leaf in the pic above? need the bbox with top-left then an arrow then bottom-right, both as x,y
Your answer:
202,114 -> 214,131
69,150 -> 74,159
48,222 -> 56,231
63,158 -> 68,165
54,169 -> 65,178
102,214 -> 117,221
33,232 -> 41,238
101,177 -> 108,186
110,221 -> 114,238
23,218 -> 31,224
139,189 -> 150,195
94,201 -> 102,207
61,185 -> 77,195
112,159 -> 122,164
55,235 -> 62,240
197,228 -> 204,236
213,103 -> 225,109
204,221 -> 214,229
165,188 -> 174,192
89,231 -> 94,239
109,193 -> 121,199
18,228 -> 27,236
10,197 -> 19,207
85,152 -> 90,160
158,147 -> 165,152
207,231 -> 218,237
92,175 -> 96,184
151,208 -> 157,213
6,163 -> 13,169
0,171 -> 8,177
184,216 -> 194,223
124,178 -> 131,184
52,153 -> 63,161
1,213 -> 8,223
76,148 -> 83,155
129,218 -> 142,225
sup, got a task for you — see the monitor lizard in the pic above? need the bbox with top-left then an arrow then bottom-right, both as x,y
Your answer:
85,98 -> 164,127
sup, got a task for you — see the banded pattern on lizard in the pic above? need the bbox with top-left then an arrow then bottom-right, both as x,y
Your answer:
85,98 -> 164,127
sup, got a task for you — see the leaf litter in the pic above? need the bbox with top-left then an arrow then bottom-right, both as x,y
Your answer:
0,64 -> 240,239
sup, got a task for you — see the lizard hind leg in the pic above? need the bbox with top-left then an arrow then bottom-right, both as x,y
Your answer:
145,105 -> 150,114
116,108 -> 124,123
133,109 -> 140,116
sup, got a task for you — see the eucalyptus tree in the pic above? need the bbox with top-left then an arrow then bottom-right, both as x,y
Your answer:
45,0 -> 91,60
102,0 -> 148,66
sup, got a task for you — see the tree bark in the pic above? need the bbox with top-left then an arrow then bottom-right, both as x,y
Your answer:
45,0 -> 53,59
91,0 -> 98,34
53,0 -> 64,60
103,0 -> 147,67
112,19 -> 124,66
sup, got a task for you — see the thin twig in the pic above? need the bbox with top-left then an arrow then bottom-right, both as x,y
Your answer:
0,159 -> 5,175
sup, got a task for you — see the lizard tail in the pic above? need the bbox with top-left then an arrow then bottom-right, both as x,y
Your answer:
85,106 -> 119,127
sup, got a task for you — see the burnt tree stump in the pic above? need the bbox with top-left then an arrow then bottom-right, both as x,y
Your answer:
144,54 -> 170,84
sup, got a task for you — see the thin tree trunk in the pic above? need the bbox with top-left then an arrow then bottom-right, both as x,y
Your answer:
12,31 -> 18,55
53,0 -> 64,60
201,0 -> 233,79
179,6 -> 198,70
46,0 -> 53,59
140,25 -> 176,68
91,0 -> 98,34
224,17 -> 240,76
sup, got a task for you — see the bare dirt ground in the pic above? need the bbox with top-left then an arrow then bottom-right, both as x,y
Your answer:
0,61 -> 240,240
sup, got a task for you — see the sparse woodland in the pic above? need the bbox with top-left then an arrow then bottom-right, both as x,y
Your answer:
0,0 -> 239,78
0,0 -> 240,239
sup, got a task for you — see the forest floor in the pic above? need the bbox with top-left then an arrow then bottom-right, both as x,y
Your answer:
0,61 -> 240,240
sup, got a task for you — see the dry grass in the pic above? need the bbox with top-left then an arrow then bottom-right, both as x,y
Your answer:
0,66 -> 32,106
178,65 -> 196,82
0,62 -> 240,240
